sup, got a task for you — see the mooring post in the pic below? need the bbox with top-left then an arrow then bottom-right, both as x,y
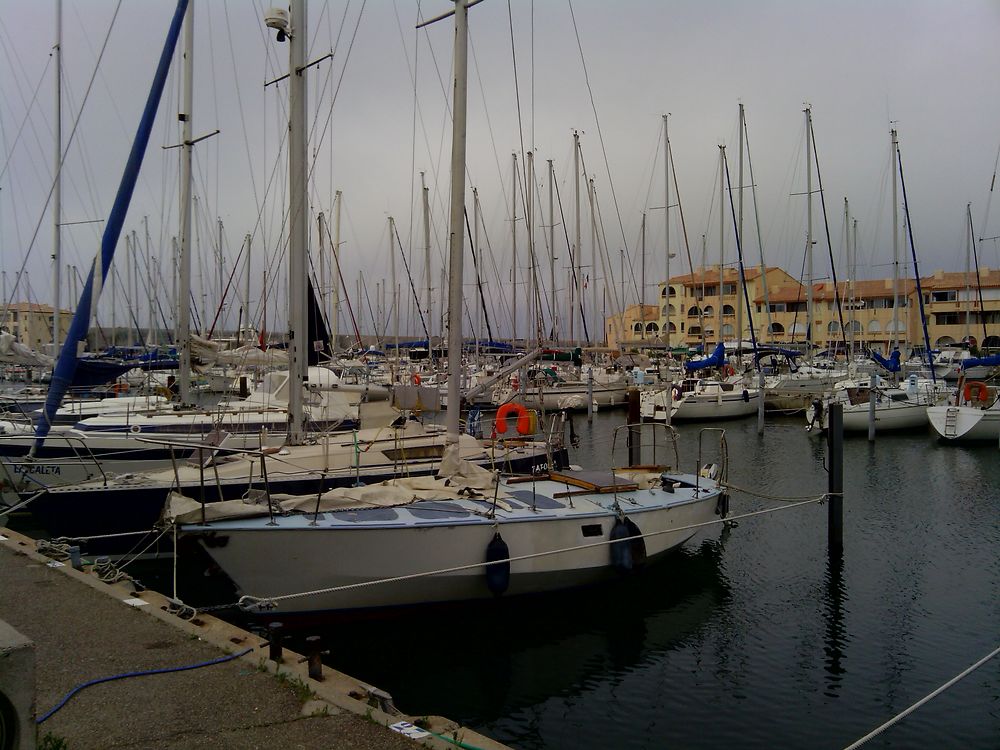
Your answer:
306,635 -> 323,680
868,389 -> 876,442
587,368 -> 594,423
827,402 -> 844,552
757,371 -> 765,435
268,621 -> 284,664
627,389 -> 641,466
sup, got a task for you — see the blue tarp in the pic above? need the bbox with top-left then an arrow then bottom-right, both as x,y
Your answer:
684,342 -> 727,373
870,349 -> 902,373
962,353 -> 1000,370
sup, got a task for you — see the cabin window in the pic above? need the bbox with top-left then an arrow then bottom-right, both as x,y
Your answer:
581,524 -> 603,537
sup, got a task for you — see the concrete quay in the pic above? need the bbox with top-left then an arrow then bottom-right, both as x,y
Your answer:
0,528 -> 508,750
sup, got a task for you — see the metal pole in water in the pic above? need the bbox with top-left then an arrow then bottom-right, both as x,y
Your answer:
868,389 -> 876,442
627,389 -> 641,466
587,368 -> 594,423
827,402 -> 844,552
757,371 -> 765,435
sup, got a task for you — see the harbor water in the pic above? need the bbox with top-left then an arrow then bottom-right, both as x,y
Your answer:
316,411 -> 1000,749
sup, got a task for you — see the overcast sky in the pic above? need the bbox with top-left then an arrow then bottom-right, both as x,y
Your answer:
3,0 -> 999,338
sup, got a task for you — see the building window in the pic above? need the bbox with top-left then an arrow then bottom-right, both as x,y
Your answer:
722,304 -> 736,317
828,321 -> 841,333
768,322 -> 785,334
722,283 -> 736,296
721,324 -> 734,336
768,302 -> 786,313
931,290 -> 958,303
687,305 -> 701,317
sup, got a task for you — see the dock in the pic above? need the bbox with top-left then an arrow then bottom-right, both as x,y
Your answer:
0,528 -> 507,750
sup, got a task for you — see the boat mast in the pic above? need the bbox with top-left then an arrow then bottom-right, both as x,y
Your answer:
964,202 -> 971,345
422,172 -> 432,352
640,212 -> 646,341
890,127 -> 899,354
177,0 -> 194,401
718,145 -> 724,346
511,152 -> 518,346
805,106 -> 814,353
390,216 -> 398,360
737,103 -> 744,353
573,130 -> 581,344
333,190 -> 341,352
474,186 -> 481,356
286,0 -> 309,445
52,0 -> 63,351
444,0 -> 471,443
548,158 -> 556,342
663,113 -> 671,349
845,197 -> 855,359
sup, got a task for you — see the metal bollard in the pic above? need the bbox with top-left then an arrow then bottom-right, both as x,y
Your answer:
68,545 -> 82,570
268,622 -> 284,663
306,635 -> 323,680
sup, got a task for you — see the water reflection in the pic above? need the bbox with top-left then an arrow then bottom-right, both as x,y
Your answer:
823,548 -> 847,697
298,535 -> 730,729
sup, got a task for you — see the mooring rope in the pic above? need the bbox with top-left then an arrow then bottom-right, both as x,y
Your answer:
842,644 -> 1000,749
238,494 -> 828,609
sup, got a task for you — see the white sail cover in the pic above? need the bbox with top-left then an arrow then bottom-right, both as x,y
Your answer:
0,331 -> 55,367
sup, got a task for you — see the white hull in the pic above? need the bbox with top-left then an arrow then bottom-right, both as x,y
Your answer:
184,472 -> 722,613
839,401 -> 929,432
927,405 -> 1000,441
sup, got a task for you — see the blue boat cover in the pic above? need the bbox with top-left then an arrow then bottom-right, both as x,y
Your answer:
684,342 -> 727,372
962,353 -> 1000,369
870,349 -> 902,373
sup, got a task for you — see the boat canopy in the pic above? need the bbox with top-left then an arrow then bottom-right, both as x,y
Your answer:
684,342 -> 727,373
870,349 -> 902,373
962,353 -> 1000,370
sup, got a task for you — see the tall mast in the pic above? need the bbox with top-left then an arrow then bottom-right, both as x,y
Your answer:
243,232 -> 251,345
805,107 -> 814,351
663,114 -> 671,349
737,103 -> 744,352
511,152 -> 518,345
318,211 -> 326,349
389,216 -> 397,359
52,0 -> 63,350
177,0 -> 193,400
890,127 -> 899,353
718,145 -> 724,344
444,0 -> 471,443
640,212 -> 646,341
474,186 -> 481,356
144,215 -> 153,344
588,177 -> 598,345
332,190 -> 341,353
964,202 -> 971,344
286,0 -> 309,444
527,150 -> 535,346
845,198 -> 854,358
421,172 -> 432,349
573,130 -> 581,344
548,158 -> 556,342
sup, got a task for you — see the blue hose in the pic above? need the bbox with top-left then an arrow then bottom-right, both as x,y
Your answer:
36,645 -> 254,724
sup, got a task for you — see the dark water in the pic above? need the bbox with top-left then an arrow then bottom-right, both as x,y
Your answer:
314,412 -> 1000,749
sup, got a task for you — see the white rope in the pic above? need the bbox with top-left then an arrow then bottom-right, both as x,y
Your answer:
239,494 -> 827,607
53,528 -> 158,542
842,644 -> 1000,750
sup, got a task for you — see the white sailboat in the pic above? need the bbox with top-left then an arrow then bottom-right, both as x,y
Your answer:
171,0 -> 728,616
927,379 -> 1000,442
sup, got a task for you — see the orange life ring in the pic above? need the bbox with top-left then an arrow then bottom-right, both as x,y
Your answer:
963,380 -> 989,404
723,364 -> 735,377
411,373 -> 422,385
495,402 -> 533,436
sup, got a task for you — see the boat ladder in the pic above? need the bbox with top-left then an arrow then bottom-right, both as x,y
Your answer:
943,407 -> 959,438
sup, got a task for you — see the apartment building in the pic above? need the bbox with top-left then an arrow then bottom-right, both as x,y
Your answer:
2,302 -> 73,351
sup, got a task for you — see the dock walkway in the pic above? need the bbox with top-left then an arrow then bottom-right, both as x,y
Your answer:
0,529 -> 505,750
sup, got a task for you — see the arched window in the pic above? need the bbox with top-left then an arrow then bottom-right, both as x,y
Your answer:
646,322 -> 659,333
722,304 -> 736,316
702,305 -> 715,317
828,321 -> 841,333
935,336 -> 955,347
667,285 -> 677,298
768,322 -> 785,334
668,322 -> 677,333
850,321 -> 863,334
867,320 -> 882,333
886,320 -> 905,333
633,323 -> 643,333
687,305 -> 701,317
660,286 -> 668,298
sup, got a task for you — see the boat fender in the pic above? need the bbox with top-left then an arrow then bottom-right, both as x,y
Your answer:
130,424 -> 141,434
742,388 -> 750,403
610,517 -> 646,572
716,491 -> 730,518
485,532 -> 511,596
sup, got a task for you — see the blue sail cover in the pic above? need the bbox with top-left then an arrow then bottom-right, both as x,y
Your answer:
33,0 -> 189,450
684,342 -> 727,373
962,353 -> 1000,369
870,349 -> 902,373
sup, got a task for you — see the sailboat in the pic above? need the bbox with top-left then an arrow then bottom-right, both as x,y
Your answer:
169,0 -> 728,616
2,0 -> 563,548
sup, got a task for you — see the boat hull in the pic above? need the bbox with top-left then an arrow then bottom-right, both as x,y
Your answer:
186,476 -> 721,613
927,405 -> 1000,441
